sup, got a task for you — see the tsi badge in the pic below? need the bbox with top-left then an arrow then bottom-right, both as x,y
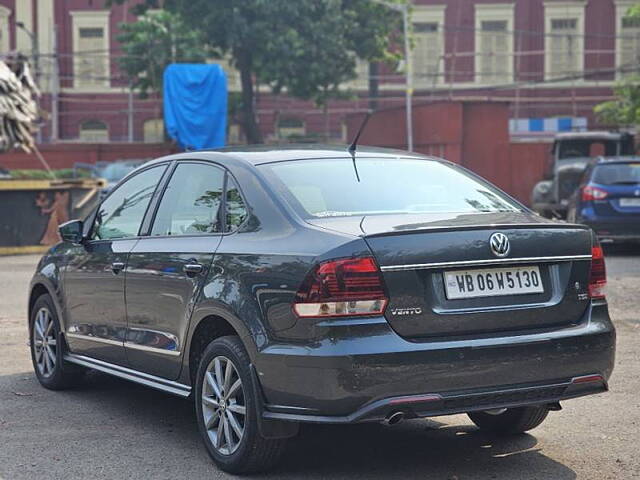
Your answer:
390,307 -> 423,316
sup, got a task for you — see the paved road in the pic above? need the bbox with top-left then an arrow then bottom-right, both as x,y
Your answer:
0,251 -> 639,480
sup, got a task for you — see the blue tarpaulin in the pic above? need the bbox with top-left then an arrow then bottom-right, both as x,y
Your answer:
163,64 -> 227,150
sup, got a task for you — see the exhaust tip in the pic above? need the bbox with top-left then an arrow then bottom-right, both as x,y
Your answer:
384,411 -> 405,426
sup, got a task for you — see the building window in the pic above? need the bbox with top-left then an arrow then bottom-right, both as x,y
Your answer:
79,120 -> 109,142
412,6 -> 446,88
0,6 -> 10,54
227,123 -> 242,145
71,10 -> 110,89
216,56 -> 241,92
143,119 -> 164,143
277,117 -> 305,140
475,3 -> 514,85
342,57 -> 369,91
544,2 -> 585,81
617,1 -> 640,78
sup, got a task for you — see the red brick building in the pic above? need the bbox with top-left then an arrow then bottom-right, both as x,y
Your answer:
0,0 -> 636,145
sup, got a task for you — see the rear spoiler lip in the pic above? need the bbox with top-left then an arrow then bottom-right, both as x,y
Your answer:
363,222 -> 592,239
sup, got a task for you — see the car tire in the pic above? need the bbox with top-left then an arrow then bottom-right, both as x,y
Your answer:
468,406 -> 549,435
195,335 -> 287,474
30,293 -> 84,390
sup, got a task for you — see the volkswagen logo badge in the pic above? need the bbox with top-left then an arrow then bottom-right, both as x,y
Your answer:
489,233 -> 510,258
635,189 -> 640,197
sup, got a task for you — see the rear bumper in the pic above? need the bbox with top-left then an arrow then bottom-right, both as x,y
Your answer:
255,302 -> 615,423
262,375 -> 607,424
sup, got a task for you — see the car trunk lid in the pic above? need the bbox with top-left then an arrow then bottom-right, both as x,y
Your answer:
308,212 -> 593,339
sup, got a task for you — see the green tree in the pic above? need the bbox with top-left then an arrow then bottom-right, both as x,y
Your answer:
117,10 -> 208,98
595,79 -> 640,126
595,4 -> 640,126
109,0 -> 403,144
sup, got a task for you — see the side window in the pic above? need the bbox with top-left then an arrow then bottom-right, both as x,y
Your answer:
151,163 -> 225,236
226,177 -> 248,231
92,165 -> 166,240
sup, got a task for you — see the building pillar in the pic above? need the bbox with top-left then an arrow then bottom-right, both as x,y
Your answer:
15,0 -> 33,53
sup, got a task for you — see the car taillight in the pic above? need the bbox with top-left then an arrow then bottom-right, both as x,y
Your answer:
588,246 -> 606,299
293,257 -> 388,318
582,185 -> 608,201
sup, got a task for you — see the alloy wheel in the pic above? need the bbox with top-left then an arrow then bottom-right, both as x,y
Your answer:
201,355 -> 246,455
33,307 -> 57,378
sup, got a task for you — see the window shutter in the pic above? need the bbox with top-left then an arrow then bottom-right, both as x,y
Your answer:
77,27 -> 106,87
413,22 -> 440,87
494,32 -> 509,79
478,20 -> 508,84
549,18 -> 578,78
621,17 -> 640,77
479,31 -> 492,83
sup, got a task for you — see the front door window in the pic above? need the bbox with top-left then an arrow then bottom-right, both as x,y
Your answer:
92,165 -> 166,240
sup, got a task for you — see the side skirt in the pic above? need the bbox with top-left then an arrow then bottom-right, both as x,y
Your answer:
64,353 -> 191,398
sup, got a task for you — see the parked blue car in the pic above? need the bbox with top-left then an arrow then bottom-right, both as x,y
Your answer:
568,157 -> 640,243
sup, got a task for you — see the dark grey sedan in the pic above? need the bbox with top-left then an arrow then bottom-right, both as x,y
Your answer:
28,146 -> 615,473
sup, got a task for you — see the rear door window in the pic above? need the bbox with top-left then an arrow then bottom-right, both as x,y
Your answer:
150,163 -> 225,236
225,177 -> 248,231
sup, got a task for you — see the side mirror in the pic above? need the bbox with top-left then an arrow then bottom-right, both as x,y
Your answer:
59,219 -> 84,244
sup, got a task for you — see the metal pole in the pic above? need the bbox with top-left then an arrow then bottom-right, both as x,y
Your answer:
51,25 -> 59,142
128,82 -> 134,142
30,28 -> 42,144
403,6 -> 413,152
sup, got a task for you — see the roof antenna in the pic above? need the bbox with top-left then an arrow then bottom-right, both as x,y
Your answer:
348,110 -> 372,156
348,110 -> 372,182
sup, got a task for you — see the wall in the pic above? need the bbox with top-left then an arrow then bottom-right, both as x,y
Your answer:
508,141 -> 550,203
0,143 -> 175,170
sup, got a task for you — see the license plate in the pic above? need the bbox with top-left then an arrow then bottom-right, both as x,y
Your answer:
444,266 -> 544,300
620,198 -> 640,207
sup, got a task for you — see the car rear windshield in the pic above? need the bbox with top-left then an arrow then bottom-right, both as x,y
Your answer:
259,157 -> 521,218
592,163 -> 640,185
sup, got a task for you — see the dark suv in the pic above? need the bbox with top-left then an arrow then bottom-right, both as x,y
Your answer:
29,146 -> 615,473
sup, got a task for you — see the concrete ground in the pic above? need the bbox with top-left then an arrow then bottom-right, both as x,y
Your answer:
0,250 -> 638,480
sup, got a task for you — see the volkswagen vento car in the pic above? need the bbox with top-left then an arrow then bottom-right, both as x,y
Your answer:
29,146 -> 615,473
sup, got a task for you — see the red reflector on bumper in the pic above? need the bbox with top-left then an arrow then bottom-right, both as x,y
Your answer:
571,374 -> 604,384
389,394 -> 442,405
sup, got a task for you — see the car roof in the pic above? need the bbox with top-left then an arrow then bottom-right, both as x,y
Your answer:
555,131 -> 626,141
595,156 -> 640,165
144,144 -> 435,167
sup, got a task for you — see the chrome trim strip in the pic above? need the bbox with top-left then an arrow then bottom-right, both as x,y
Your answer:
124,342 -> 181,357
380,254 -> 592,272
63,353 -> 191,397
66,332 -> 123,347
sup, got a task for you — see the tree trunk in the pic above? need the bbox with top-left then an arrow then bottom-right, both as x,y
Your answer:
237,53 -> 263,144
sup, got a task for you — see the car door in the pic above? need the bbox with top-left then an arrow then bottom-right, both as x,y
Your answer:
63,164 -> 168,365
124,162 -> 226,379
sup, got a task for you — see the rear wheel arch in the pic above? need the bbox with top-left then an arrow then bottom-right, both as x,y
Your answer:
186,313 -> 257,386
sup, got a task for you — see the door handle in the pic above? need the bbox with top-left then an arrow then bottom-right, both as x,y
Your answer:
111,262 -> 125,274
183,263 -> 203,276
